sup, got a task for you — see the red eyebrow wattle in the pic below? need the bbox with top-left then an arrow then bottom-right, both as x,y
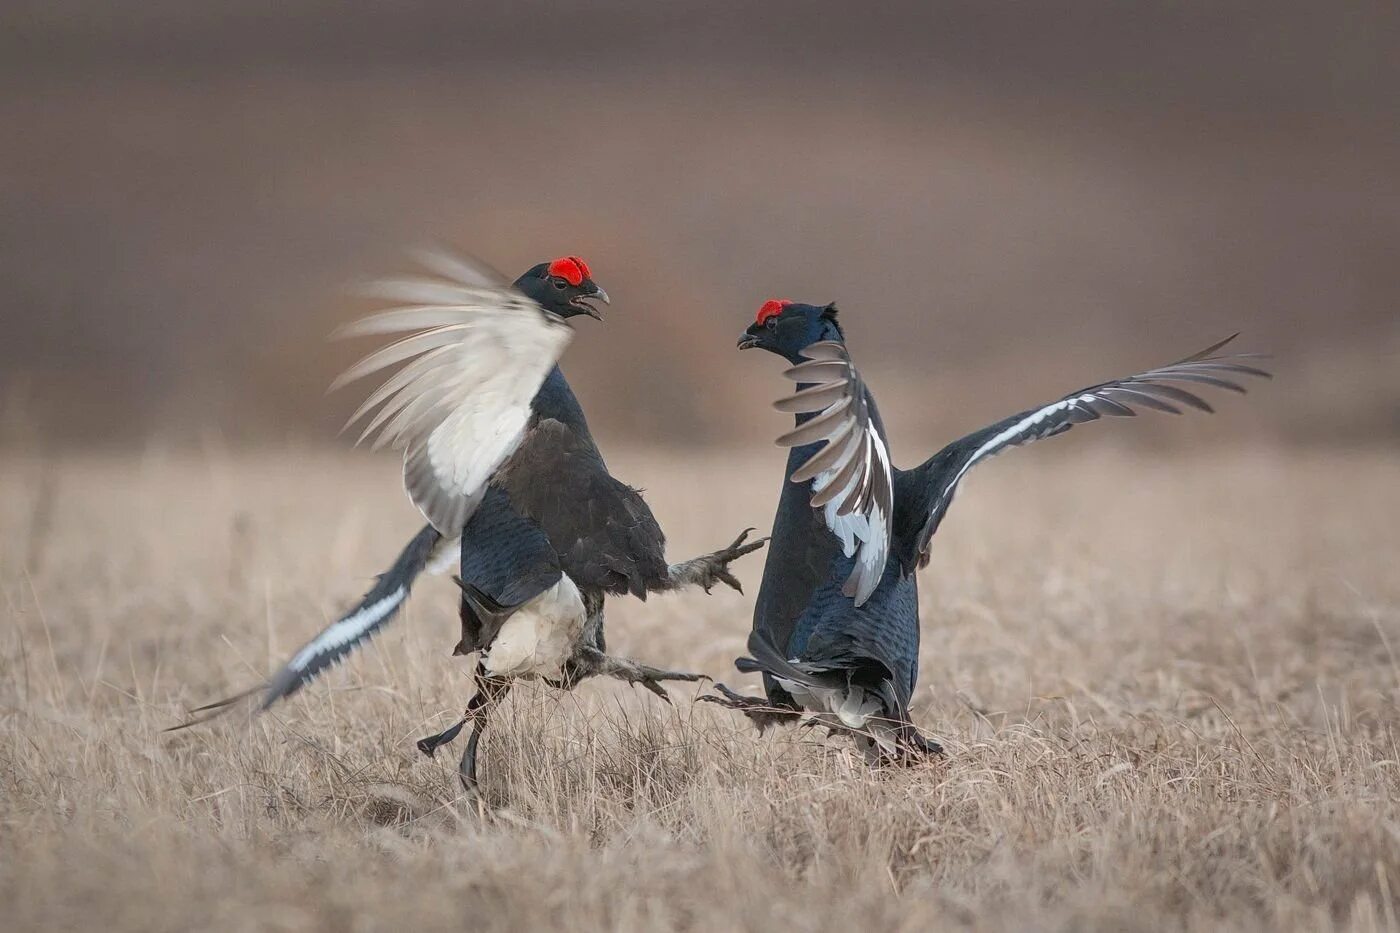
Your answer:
756,299 -> 792,325
547,256 -> 590,286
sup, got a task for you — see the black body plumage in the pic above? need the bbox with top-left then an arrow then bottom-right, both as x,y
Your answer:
176,257 -> 764,786
452,365 -> 671,656
712,304 -> 1269,760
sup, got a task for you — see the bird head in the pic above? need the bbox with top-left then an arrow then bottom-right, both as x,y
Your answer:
514,256 -> 610,321
737,299 -> 844,362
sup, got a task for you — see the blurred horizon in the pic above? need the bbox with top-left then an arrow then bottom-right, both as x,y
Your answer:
3,1 -> 1398,451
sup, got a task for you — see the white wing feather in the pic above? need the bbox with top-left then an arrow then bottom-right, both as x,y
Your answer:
774,341 -> 894,606
335,254 -> 573,535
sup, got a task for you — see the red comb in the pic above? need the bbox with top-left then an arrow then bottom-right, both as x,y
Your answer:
547,256 -> 590,286
756,299 -> 792,326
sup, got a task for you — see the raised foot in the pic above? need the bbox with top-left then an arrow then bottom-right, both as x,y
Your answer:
678,528 -> 770,594
570,645 -> 708,701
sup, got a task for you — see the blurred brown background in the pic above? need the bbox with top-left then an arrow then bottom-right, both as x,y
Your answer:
3,1 -> 1398,451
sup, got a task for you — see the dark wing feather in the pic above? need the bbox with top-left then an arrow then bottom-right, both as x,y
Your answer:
453,487 -> 564,654
902,334 -> 1270,566
773,341 -> 894,607
495,418 -> 668,598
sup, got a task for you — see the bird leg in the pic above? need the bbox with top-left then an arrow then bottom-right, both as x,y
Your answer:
416,666 -> 512,792
563,644 -> 707,701
699,682 -> 804,733
458,719 -> 487,791
660,528 -> 768,594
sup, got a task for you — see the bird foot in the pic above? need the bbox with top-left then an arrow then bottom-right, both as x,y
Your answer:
571,646 -> 707,701
667,528 -> 769,594
416,670 -> 510,788
700,682 -> 803,733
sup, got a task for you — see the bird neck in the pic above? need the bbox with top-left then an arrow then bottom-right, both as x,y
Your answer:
781,321 -> 845,364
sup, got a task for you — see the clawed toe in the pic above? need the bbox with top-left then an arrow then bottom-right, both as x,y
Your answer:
649,669 -> 708,683
639,680 -> 673,701
726,528 -> 769,560
623,664 -> 709,701
702,683 -> 805,734
703,682 -> 754,707
719,528 -> 769,565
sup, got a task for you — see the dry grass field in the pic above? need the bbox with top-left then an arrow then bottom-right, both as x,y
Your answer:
3,444 -> 1399,931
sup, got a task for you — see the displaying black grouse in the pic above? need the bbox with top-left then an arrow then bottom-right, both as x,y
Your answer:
705,298 -> 1269,761
182,254 -> 763,786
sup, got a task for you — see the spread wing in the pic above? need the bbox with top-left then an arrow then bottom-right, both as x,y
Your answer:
905,333 -> 1270,564
774,341 -> 894,607
333,251 -> 573,535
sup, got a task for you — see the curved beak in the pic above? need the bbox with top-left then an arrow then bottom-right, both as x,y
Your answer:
737,333 -> 760,350
573,286 -> 609,321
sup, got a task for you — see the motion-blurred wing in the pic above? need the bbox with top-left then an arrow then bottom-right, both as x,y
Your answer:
774,341 -> 894,606
909,334 -> 1270,563
333,252 -> 574,535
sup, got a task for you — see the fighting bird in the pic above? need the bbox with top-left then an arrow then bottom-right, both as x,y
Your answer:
705,298 -> 1269,761
180,254 -> 763,786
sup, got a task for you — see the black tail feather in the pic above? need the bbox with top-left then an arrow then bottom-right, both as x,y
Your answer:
452,577 -> 515,624
741,630 -> 844,691
163,681 -> 266,732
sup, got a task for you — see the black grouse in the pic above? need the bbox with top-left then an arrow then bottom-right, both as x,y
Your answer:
182,254 -> 763,787
705,298 -> 1268,762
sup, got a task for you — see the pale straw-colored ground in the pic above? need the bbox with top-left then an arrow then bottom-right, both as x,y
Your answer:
2,445 -> 1398,932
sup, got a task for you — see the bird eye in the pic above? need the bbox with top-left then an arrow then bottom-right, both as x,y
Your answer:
765,317 -> 778,330
552,277 -> 568,290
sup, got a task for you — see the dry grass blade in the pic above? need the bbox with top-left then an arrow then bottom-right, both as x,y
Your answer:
1,446 -> 1398,931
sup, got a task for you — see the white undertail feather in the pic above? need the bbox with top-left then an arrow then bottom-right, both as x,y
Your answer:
480,575 -> 587,680
780,678 -> 886,730
776,676 -> 902,763
425,535 -> 462,576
